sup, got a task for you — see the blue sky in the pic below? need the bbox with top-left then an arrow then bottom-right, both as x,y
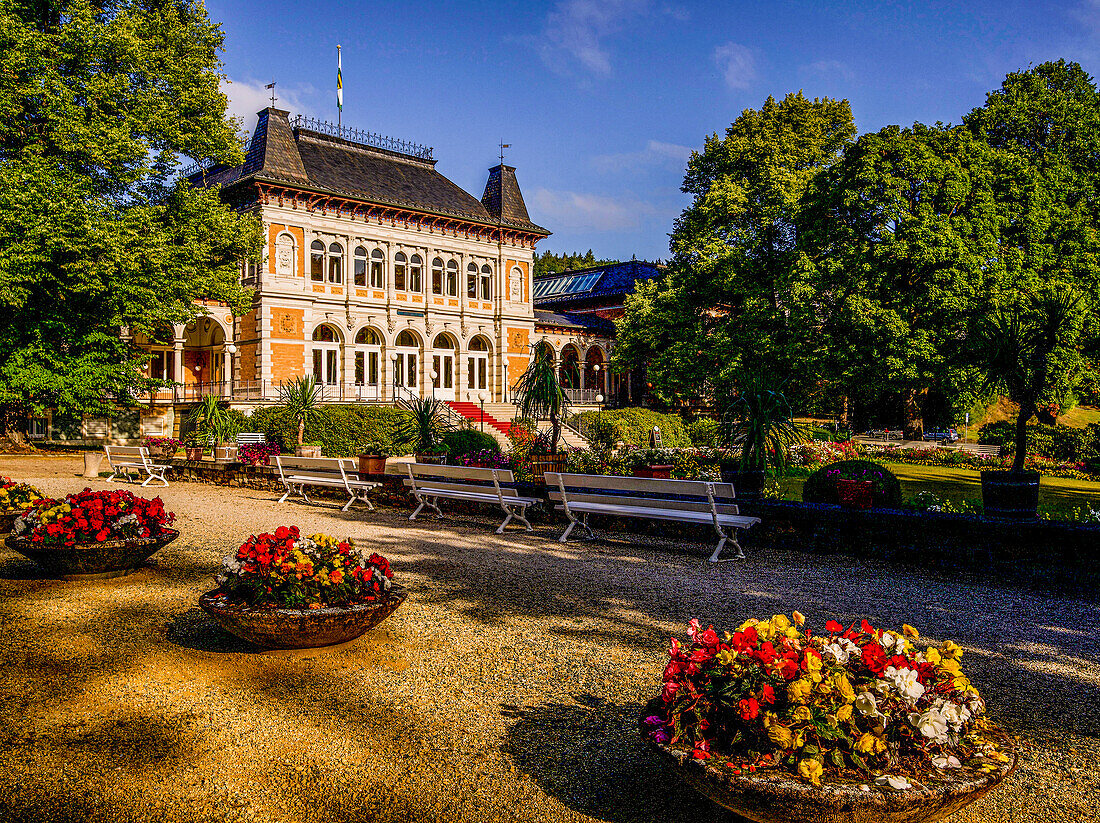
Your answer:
207,0 -> 1100,262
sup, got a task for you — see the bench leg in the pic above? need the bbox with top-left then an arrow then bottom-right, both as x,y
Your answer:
409,496 -> 443,521
559,519 -> 576,543
141,472 -> 168,488
496,511 -> 514,534
342,491 -> 375,513
277,484 -> 292,504
708,527 -> 746,563
514,506 -> 533,532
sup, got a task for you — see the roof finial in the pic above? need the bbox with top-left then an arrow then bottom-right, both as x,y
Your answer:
266,81 -> 277,107
499,140 -> 511,166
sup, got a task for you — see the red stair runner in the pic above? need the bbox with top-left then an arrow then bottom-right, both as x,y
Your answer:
446,402 -> 513,436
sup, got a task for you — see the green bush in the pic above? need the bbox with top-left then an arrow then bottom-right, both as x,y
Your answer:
570,408 -> 692,449
687,417 -> 722,448
442,429 -> 500,456
802,460 -> 902,507
978,421 -> 1099,462
247,405 -> 410,457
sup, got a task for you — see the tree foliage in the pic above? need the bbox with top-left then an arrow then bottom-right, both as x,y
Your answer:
533,249 -> 618,278
0,0 -> 262,435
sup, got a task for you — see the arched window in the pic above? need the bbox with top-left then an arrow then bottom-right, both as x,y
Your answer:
327,242 -> 343,284
446,260 -> 458,297
312,324 -> 339,342
432,334 -> 456,349
480,264 -> 493,300
310,240 -> 325,282
311,324 -> 341,385
355,327 -> 381,345
467,262 -> 479,299
354,327 -> 382,391
396,330 -> 419,347
370,249 -> 385,289
394,252 -> 408,291
354,246 -> 367,287
467,336 -> 491,392
431,257 -> 444,295
409,254 -> 423,293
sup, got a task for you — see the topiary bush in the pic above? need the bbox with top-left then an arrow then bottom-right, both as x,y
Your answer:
802,459 -> 902,508
570,408 -> 692,448
442,429 -> 500,456
247,405 -> 410,457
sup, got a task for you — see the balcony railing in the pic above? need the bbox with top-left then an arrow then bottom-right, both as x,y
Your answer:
134,381 -> 388,404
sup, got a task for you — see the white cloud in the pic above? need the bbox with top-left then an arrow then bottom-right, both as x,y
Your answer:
221,78 -> 318,135
801,59 -> 855,82
714,42 -> 756,90
538,0 -> 651,76
530,188 -> 659,232
592,140 -> 694,174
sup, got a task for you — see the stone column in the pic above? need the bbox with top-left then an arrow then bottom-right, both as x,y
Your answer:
222,349 -> 232,398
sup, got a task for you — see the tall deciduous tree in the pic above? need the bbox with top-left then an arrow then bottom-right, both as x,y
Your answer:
613,92 -> 855,405
0,0 -> 262,441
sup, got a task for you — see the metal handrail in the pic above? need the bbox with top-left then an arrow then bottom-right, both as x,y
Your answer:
291,115 -> 433,160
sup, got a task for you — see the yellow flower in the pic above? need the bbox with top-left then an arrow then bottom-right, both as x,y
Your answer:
834,674 -> 855,702
767,725 -> 794,749
792,706 -> 813,722
902,624 -> 920,638
804,652 -> 822,673
787,679 -> 812,704
785,626 -> 802,640
792,610 -> 806,627
836,704 -> 853,723
925,647 -> 942,665
953,676 -> 971,692
737,618 -> 760,633
855,733 -> 885,756
798,758 -> 823,785
772,614 -> 791,631
716,649 -> 736,666
940,640 -> 963,659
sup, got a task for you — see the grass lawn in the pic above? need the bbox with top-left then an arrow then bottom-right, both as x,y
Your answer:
780,461 -> 1100,518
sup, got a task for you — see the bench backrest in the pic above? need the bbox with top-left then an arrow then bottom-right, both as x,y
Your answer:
236,432 -> 266,445
275,455 -> 355,483
104,445 -> 151,468
545,472 -> 741,516
403,462 -> 525,501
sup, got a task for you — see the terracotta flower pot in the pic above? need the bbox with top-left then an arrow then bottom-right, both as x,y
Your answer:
639,699 -> 1016,823
357,455 -> 387,475
5,528 -> 180,579
185,447 -> 204,461
199,584 -> 408,650
633,464 -> 674,479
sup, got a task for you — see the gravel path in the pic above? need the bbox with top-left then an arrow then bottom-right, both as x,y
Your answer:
0,455 -> 1095,823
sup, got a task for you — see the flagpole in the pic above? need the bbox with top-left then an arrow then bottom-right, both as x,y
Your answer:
337,44 -> 343,129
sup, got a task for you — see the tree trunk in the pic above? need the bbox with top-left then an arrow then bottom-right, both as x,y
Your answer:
838,395 -> 849,430
1,406 -> 30,450
297,418 -> 305,446
902,389 -> 923,441
549,410 -> 562,453
1012,401 -> 1033,473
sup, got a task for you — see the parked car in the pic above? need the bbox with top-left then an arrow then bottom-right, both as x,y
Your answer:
922,428 -> 959,443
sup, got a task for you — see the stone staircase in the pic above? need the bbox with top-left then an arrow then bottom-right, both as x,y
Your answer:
445,401 -> 590,450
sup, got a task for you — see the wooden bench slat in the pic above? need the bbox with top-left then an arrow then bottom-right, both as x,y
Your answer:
548,491 -> 743,516
547,472 -> 737,499
404,464 -> 534,534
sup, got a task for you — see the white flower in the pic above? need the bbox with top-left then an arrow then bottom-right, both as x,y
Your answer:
884,666 -> 926,705
911,708 -> 950,743
874,775 -> 912,791
932,755 -> 962,769
855,692 -> 879,716
939,701 -> 969,729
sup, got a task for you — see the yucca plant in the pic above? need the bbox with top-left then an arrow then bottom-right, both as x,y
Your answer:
277,375 -> 323,447
188,394 -> 236,446
514,345 -> 570,453
397,396 -> 453,453
720,373 -> 807,474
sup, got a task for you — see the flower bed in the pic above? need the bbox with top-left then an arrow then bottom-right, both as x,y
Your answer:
143,437 -> 181,457
862,443 -> 1098,481
13,488 -> 175,546
0,479 -> 43,515
215,526 -> 393,609
238,441 -> 281,466
452,450 -> 511,469
645,614 -> 1007,790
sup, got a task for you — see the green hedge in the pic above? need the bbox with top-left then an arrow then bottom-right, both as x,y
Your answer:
687,418 -> 722,448
247,405 -> 411,457
802,460 -> 902,507
442,429 -> 500,455
570,408 -> 692,449
978,421 -> 1100,462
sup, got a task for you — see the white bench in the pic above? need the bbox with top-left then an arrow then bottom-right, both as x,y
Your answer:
236,432 -> 266,446
545,472 -> 761,563
403,463 -> 539,534
275,456 -> 379,512
104,445 -> 170,488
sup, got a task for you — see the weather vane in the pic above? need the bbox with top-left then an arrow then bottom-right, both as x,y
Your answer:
266,81 -> 277,107
499,140 -> 510,165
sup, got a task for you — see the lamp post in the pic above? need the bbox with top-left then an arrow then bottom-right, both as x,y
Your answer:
592,363 -> 601,406
478,391 -> 487,432
389,352 -> 398,403
430,368 -> 438,400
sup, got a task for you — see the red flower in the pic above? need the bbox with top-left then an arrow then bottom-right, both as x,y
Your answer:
95,529 -> 110,542
738,698 -> 760,721
861,643 -> 888,675
760,684 -> 776,704
826,620 -> 844,633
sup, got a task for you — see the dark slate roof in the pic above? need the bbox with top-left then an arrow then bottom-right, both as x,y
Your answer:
533,260 -> 663,307
534,310 -> 616,335
482,165 -> 539,229
192,108 -> 549,234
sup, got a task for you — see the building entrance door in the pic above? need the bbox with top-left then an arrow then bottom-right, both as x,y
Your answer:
432,352 -> 455,401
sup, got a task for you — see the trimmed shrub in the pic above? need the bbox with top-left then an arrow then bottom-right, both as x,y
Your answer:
802,459 -> 902,508
247,405 -> 410,457
442,429 -> 500,456
979,421 -> 1099,462
570,408 -> 692,448
687,417 -> 722,448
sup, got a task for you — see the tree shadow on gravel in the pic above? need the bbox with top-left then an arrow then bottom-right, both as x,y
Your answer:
0,552 -> 55,580
501,693 -> 733,823
165,606 -> 262,654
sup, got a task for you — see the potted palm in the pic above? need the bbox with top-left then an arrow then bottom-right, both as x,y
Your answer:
973,292 -> 1084,519
188,394 -> 238,462
357,441 -> 392,476
718,373 -> 805,501
276,375 -> 324,458
514,345 -> 570,481
398,397 -> 452,463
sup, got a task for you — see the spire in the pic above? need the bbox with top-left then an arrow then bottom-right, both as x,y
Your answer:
481,164 -> 532,225
240,107 -> 308,182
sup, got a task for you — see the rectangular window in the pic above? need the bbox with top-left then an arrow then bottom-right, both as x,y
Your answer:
312,350 -> 323,380
310,254 -> 324,282
395,263 -> 407,291
368,352 -> 378,385
354,258 -> 366,287
468,274 -> 477,299
432,267 -> 443,295
406,354 -> 417,387
446,271 -> 457,297
370,260 -> 383,288
467,357 -> 475,389
481,275 -> 491,301
328,257 -> 342,284
409,263 -> 421,293
355,352 -> 364,385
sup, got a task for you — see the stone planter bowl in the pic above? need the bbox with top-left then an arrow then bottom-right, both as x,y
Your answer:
640,699 -> 1015,823
5,528 -> 180,579
199,584 -> 408,650
0,512 -> 18,535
